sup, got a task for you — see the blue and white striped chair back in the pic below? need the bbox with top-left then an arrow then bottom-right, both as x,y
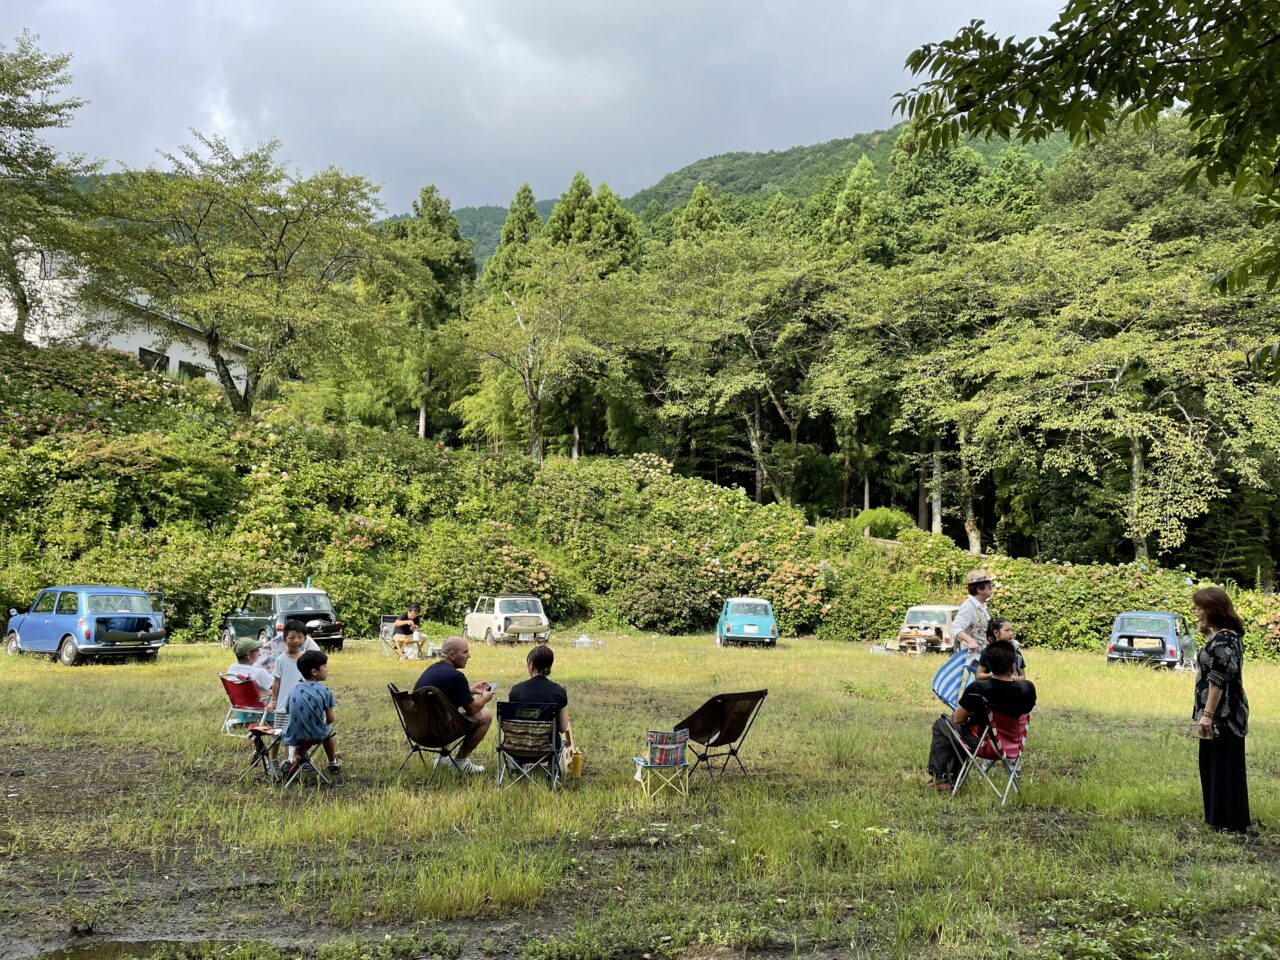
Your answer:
931,650 -> 978,710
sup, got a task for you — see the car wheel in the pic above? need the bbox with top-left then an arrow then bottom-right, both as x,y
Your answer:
5,633 -> 19,656
258,631 -> 270,646
59,636 -> 82,666
139,650 -> 159,663
220,628 -> 236,649
484,628 -> 495,646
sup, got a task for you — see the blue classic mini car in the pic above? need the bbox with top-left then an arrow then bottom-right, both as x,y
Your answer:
1106,610 -> 1195,669
5,585 -> 166,665
715,597 -> 778,647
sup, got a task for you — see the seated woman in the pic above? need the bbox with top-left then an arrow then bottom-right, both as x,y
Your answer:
926,640 -> 1036,791
508,644 -> 573,753
975,618 -> 1027,679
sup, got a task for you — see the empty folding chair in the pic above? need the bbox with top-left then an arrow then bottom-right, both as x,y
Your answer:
949,705 -> 1032,806
388,684 -> 473,783
676,690 -> 767,777
495,701 -> 561,788
930,650 -> 978,711
633,729 -> 691,799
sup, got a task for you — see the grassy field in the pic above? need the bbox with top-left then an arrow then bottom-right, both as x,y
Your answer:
0,635 -> 1277,960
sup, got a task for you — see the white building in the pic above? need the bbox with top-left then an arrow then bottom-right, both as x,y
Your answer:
0,251 -> 250,387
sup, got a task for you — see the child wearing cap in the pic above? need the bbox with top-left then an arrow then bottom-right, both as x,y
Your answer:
227,638 -> 273,701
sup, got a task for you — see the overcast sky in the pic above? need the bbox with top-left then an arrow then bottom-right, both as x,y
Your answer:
6,0 -> 1063,213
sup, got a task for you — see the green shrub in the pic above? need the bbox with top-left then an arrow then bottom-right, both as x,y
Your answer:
850,507 -> 915,540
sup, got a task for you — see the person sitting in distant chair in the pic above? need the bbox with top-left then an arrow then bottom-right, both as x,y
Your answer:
393,602 -> 425,660
414,636 -> 493,773
509,643 -> 574,754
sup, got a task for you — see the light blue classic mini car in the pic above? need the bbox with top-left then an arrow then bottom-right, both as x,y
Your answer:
1107,611 -> 1195,669
715,597 -> 778,647
5,585 -> 166,665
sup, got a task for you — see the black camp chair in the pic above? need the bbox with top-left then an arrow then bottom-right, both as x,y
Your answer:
388,684 -> 473,783
495,701 -> 562,788
676,689 -> 767,777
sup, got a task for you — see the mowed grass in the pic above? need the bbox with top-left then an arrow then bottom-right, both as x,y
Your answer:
0,635 -> 1277,959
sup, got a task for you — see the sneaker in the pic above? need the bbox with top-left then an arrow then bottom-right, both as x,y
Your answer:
327,759 -> 343,774
453,757 -> 486,774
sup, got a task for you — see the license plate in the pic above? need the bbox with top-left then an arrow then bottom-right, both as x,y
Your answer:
518,633 -> 532,642
744,624 -> 759,635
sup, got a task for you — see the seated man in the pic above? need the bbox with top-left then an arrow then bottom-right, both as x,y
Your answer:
413,636 -> 493,773
926,640 -> 1036,791
508,643 -> 573,753
392,602 -> 425,659
226,638 -> 273,701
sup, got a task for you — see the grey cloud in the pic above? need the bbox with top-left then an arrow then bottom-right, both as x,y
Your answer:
6,0 -> 1064,212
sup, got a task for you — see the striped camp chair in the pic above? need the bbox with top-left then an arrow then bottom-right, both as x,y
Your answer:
633,729 -> 690,799
950,704 -> 1032,806
931,649 -> 978,711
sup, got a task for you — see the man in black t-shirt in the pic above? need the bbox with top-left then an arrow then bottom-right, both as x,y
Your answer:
414,636 -> 493,773
926,641 -> 1036,789
508,644 -> 573,749
394,604 -> 420,636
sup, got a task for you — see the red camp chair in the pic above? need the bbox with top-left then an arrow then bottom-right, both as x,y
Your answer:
949,706 -> 1031,806
219,674 -> 283,783
219,674 -> 268,735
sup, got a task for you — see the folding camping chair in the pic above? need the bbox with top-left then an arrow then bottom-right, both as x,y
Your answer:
219,673 -> 269,735
633,729 -> 690,798
948,706 -> 1031,807
931,649 -> 979,711
676,689 -> 767,777
495,701 -> 561,788
388,684 -> 472,783
281,740 -> 332,788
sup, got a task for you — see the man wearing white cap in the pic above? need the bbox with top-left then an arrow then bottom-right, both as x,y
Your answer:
953,570 -> 993,654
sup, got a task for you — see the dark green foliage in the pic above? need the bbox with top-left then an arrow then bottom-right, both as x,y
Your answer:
850,507 -> 915,540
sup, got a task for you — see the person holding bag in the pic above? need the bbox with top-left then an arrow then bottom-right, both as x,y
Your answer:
1190,587 -> 1251,834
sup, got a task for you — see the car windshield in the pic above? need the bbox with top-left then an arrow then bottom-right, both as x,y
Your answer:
1116,616 -> 1171,635
499,598 -> 543,615
905,609 -> 949,626
279,593 -> 333,613
86,594 -> 152,614
729,601 -> 771,617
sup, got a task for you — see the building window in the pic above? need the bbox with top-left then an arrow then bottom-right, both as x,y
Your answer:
177,360 -> 209,381
138,347 -> 169,373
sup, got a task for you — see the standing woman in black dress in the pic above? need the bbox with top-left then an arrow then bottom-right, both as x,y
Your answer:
1191,587 -> 1251,834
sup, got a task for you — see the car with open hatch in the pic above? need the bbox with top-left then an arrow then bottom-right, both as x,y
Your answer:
6,585 -> 166,665
463,594 -> 551,644
220,587 -> 346,652
715,597 -> 778,646
888,604 -> 962,653
1107,610 -> 1196,668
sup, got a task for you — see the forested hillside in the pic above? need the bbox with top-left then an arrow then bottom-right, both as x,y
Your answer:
450,123 -> 1070,261
4,337 -> 1277,656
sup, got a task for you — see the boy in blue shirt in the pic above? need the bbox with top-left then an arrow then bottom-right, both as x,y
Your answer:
283,650 -> 340,775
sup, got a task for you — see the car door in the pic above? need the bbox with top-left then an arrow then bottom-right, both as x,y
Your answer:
23,590 -> 59,652
50,591 -> 81,648
465,596 -> 485,638
716,602 -> 728,637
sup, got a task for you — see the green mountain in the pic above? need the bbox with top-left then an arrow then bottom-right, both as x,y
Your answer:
449,122 -> 1070,263
452,199 -> 556,268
